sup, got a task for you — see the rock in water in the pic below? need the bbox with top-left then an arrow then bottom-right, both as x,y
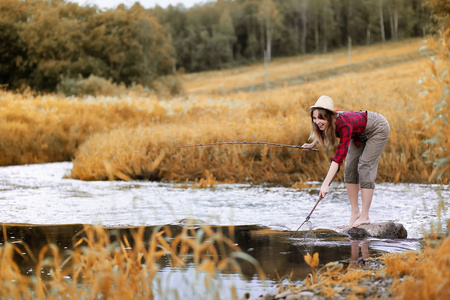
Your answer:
341,221 -> 407,239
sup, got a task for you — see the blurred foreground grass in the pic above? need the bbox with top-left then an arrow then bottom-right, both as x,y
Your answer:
1,221 -> 448,299
0,224 -> 264,299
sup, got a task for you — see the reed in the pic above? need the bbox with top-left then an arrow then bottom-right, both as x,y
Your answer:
69,57 -> 441,184
1,37 -> 447,184
421,31 -> 450,182
0,91 -> 169,166
0,224 -> 264,299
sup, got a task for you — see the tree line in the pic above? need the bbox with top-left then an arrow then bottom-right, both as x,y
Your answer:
0,0 -> 432,93
158,0 -> 430,73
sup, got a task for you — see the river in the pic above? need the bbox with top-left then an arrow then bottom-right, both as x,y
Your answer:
0,162 -> 448,299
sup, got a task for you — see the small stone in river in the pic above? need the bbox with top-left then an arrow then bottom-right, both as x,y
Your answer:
239,292 -> 250,299
257,294 -> 275,300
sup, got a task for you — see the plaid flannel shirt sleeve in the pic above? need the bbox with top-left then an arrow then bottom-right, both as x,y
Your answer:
332,122 -> 352,166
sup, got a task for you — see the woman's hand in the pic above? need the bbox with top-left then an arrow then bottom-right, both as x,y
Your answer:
319,183 -> 329,199
320,161 -> 339,199
301,143 -> 314,151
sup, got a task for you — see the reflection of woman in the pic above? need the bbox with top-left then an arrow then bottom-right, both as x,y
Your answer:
302,95 -> 390,228
350,239 -> 370,269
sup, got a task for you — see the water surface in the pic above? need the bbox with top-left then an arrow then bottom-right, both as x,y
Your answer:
0,162 -> 448,299
1,162 -> 447,239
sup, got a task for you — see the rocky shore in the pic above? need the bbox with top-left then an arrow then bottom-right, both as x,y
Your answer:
246,222 -> 410,300
253,258 -> 394,300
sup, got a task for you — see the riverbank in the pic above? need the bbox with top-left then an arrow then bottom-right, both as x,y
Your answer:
257,231 -> 449,300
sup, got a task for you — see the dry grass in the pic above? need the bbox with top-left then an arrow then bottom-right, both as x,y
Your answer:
0,224 -> 264,299
421,30 -> 450,182
183,38 -> 425,95
383,236 -> 450,300
70,53 -> 442,184
0,91 -> 169,165
1,37 -> 448,184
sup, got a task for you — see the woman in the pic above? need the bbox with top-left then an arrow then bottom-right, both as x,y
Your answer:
302,95 -> 390,228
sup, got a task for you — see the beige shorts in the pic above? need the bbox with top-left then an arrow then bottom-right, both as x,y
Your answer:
344,111 -> 390,189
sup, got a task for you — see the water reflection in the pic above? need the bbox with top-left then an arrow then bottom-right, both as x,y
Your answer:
0,223 -> 419,281
0,223 -> 423,299
350,239 -> 370,269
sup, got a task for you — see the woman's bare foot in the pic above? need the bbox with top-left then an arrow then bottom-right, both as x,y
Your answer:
352,218 -> 370,228
337,224 -> 352,229
348,211 -> 360,227
337,212 -> 360,229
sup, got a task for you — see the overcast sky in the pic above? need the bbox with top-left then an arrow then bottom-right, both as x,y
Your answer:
70,0 -> 208,9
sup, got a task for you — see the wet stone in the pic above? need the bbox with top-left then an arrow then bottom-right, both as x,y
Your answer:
309,228 -> 349,239
257,294 -> 275,300
340,222 -> 407,239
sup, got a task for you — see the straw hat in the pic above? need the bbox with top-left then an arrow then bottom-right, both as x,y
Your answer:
309,95 -> 338,115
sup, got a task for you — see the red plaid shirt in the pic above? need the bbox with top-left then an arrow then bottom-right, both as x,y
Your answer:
332,111 -> 367,166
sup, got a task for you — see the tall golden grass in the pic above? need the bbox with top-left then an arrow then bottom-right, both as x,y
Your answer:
0,91 -> 169,165
70,44 -> 442,184
421,30 -> 450,182
0,224 -> 264,299
0,37 -> 447,184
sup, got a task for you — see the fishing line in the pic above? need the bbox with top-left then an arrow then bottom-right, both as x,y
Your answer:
177,141 -> 318,185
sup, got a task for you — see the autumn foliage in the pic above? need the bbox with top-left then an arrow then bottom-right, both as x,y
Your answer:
1,37 -> 448,184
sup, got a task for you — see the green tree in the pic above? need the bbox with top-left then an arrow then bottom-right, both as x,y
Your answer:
20,1 -> 87,91
153,4 -> 193,71
276,0 -> 308,55
258,0 -> 281,62
83,4 -> 174,87
0,0 -> 29,89
379,0 -> 386,42
240,0 -> 262,59
216,7 -> 236,62
320,0 -> 334,52
130,4 -> 175,84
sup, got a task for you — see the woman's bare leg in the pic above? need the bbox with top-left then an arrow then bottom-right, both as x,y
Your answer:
346,183 -> 361,226
353,188 -> 373,227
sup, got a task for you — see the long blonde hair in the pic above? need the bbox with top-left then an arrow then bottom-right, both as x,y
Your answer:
309,108 -> 337,149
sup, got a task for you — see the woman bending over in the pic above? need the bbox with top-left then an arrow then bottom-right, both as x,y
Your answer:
302,95 -> 390,228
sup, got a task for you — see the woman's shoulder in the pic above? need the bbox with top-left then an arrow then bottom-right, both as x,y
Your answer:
336,110 -> 365,119
336,110 -> 364,114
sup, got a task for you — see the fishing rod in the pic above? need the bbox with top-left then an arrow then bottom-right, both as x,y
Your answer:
177,141 -> 318,151
290,195 -> 324,238
290,174 -> 336,238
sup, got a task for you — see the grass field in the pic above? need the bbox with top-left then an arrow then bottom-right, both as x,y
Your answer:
0,37 -> 448,184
